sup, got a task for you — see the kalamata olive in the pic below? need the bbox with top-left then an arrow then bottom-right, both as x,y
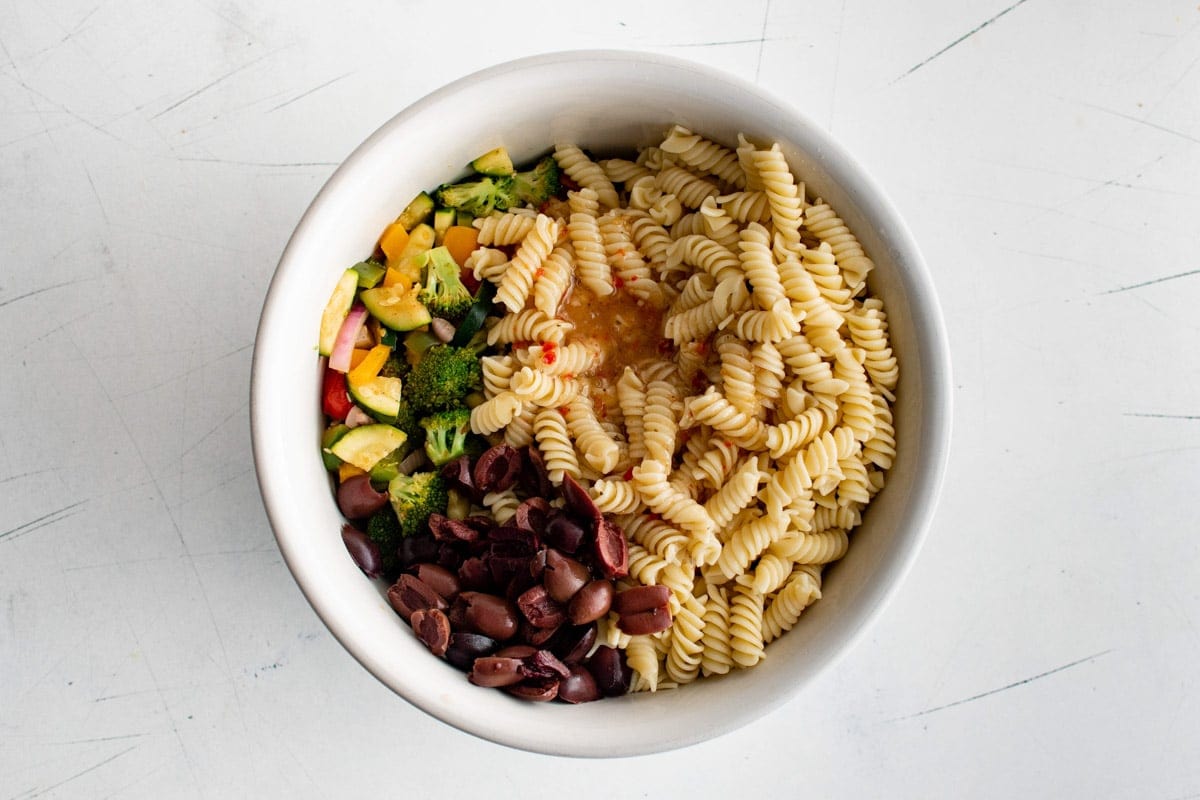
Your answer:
336,475 -> 389,519
460,592 -> 519,640
457,557 -> 491,591
514,497 -> 551,534
488,525 -> 539,553
520,620 -> 560,646
522,649 -> 571,680
594,519 -> 629,579
340,524 -> 382,579
505,678 -> 559,702
398,535 -> 439,568
436,542 -> 463,570
613,584 -> 672,615
473,444 -> 522,494
441,455 -> 479,500
415,563 -> 461,601
429,514 -> 482,544
387,574 -> 448,621
560,473 -> 603,527
445,633 -> 497,670
558,665 -> 601,703
545,515 -> 587,554
552,623 -> 597,665
529,548 -> 548,580
494,644 -> 537,659
411,608 -> 451,656
488,555 -> 528,589
586,645 -> 631,697
543,549 -> 591,603
519,445 -> 553,499
617,605 -> 673,635
568,579 -> 614,625
517,585 -> 568,629
504,569 -> 539,605
468,656 -> 524,688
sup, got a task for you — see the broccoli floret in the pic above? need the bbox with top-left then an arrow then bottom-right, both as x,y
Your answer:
404,343 -> 484,413
387,471 -> 449,538
435,176 -> 517,217
418,246 -> 473,322
366,508 -> 403,574
510,155 -> 561,205
420,407 -> 473,467
379,350 -> 410,381
389,397 -> 422,449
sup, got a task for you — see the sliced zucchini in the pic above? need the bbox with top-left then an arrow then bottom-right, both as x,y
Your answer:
318,269 -> 360,356
433,208 -> 456,244
471,147 -> 514,176
350,260 -> 387,288
455,210 -> 474,227
360,283 -> 432,331
321,424 -> 351,470
397,191 -> 436,231
369,447 -> 406,483
387,223 -> 437,284
347,374 -> 402,420
329,424 -> 408,472
404,329 -> 440,366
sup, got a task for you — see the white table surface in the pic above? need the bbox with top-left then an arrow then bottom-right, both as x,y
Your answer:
3,0 -> 1198,796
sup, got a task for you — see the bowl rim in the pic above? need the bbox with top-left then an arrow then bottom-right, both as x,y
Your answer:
251,48 -> 953,757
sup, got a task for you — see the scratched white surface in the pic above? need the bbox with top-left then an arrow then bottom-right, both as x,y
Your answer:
2,0 -> 1198,796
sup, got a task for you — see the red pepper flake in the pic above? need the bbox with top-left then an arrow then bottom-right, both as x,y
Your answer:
613,276 -> 625,289
543,350 -> 557,365
622,468 -> 634,481
534,267 -> 545,279
513,340 -> 531,349
558,406 -> 570,416
656,338 -> 674,356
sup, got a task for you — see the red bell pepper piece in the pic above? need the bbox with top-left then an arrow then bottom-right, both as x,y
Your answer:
322,367 -> 353,420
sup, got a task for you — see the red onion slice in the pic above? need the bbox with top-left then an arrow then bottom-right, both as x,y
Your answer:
328,304 -> 368,373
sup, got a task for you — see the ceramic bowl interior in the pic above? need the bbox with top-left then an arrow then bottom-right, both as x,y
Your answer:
251,50 -> 951,757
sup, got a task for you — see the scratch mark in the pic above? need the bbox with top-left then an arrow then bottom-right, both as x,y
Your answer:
151,48 -> 284,120
58,5 -> 102,44
54,733 -> 149,745
173,156 -> 338,168
753,0 -> 772,83
892,649 -> 1112,721
1101,268 -> 1200,294
656,37 -> 785,48
0,279 -> 89,310
83,166 -> 109,227
268,71 -> 353,112
177,401 -> 248,460
0,467 -> 58,485
0,501 -> 88,543
894,0 -> 1033,82
15,745 -> 138,799
1083,102 -> 1200,146
1122,412 -> 1200,421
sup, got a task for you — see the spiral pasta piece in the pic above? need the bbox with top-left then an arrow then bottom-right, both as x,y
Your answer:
728,584 -> 766,668
862,389 -> 896,470
660,125 -> 746,188
467,247 -> 509,284
515,341 -> 599,377
805,200 -> 874,292
600,158 -> 652,184
699,585 -> 734,676
566,394 -> 621,474
616,366 -> 647,462
765,405 -> 831,459
642,380 -> 682,467
599,211 -> 663,307
567,187 -> 613,297
739,223 -> 786,310
737,552 -> 794,595
616,513 -> 690,562
486,308 -> 572,346
655,166 -> 720,209
699,195 -> 741,249
533,243 -> 574,316
533,407 -> 580,484
748,143 -> 804,256
717,190 -> 772,224
496,213 -> 558,313
482,488 -> 520,526
736,133 -> 764,192
832,348 -> 876,443
734,299 -> 803,344
778,257 -> 845,356
623,209 -> 672,274
768,529 -> 849,565
631,460 -> 716,540
777,332 -> 850,400
802,241 -> 853,314
589,478 -> 643,514
626,634 -> 662,692
846,298 -> 898,398
480,354 -> 515,398
703,456 -> 762,529
691,437 -> 741,489
715,513 -> 787,581
679,386 -> 767,450
669,212 -> 705,240
473,210 -> 537,246
811,504 -> 861,534
470,391 -> 524,435
503,404 -> 536,448
751,341 -> 785,408
762,567 -> 822,643
509,366 -> 579,408
666,234 -> 741,283
555,144 -> 619,209
663,276 -> 749,344
664,592 -> 707,685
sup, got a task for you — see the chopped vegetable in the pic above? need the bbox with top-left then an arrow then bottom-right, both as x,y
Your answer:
378,223 -> 410,263
347,344 -> 391,386
387,471 -> 449,538
360,283 -> 432,331
328,304 -> 369,372
404,341 -> 485,414
442,226 -> 479,267
471,146 -> 515,176
418,246 -> 474,322
330,424 -> 409,472
318,268 -> 360,356
322,368 -> 354,420
396,191 -> 436,231
419,407 -> 473,466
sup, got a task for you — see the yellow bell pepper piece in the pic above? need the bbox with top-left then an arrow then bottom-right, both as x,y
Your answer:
378,222 -> 410,263
347,344 -> 390,386
338,462 -> 366,482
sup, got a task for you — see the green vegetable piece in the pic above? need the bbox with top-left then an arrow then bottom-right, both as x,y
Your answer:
321,424 -> 350,471
419,407 -> 473,467
387,471 -> 449,539
418,246 -> 474,322
471,146 -> 515,176
397,191 -> 436,231
433,208 -> 456,244
360,283 -> 433,331
510,155 -> 561,206
366,507 -> 403,574
350,260 -> 387,288
404,343 -> 485,414
450,281 -> 496,347
435,176 -> 517,217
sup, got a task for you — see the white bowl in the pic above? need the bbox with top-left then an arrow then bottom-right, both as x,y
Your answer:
251,50 -> 952,757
